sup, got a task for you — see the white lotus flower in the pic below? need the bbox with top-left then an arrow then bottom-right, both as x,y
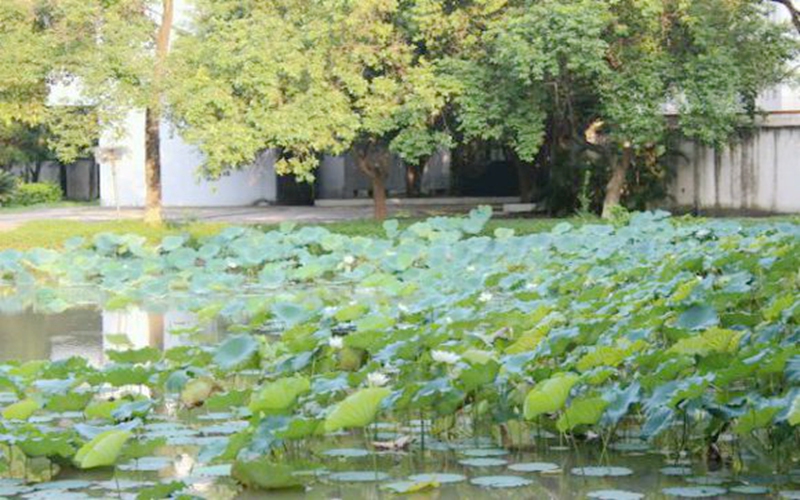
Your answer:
328,336 -> 344,350
367,372 -> 389,387
343,255 -> 355,265
431,350 -> 461,365
478,292 -> 493,303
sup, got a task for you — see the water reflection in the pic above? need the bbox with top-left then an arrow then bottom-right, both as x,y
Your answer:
0,307 -> 224,364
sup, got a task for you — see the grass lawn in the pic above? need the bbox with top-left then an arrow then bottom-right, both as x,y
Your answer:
1,213 -> 797,251
0,201 -> 99,213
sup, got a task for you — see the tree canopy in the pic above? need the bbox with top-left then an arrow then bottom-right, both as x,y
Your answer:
1,0 -> 797,217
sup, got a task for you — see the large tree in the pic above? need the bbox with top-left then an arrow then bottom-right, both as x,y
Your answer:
0,0 -> 173,223
169,0 -> 452,219
447,0 -> 796,217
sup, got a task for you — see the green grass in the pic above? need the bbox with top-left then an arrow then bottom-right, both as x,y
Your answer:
0,220 -> 228,251
0,200 -> 99,213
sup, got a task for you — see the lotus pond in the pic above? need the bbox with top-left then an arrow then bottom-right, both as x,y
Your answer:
2,209 -> 800,499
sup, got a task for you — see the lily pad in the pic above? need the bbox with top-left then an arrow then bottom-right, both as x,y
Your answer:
729,485 -> 769,495
661,466 -> 694,476
571,466 -> 634,477
458,458 -> 509,467
469,475 -> 533,488
382,480 -> 439,493
686,476 -> 728,486
508,462 -> 560,473
587,490 -> 645,500
662,486 -> 728,497
31,480 -> 92,491
461,448 -> 508,457
92,480 -> 154,491
407,473 -> 467,484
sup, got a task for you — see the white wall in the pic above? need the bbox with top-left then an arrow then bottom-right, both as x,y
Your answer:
98,110 -> 147,207
159,125 -> 277,207
670,115 -> 800,214
97,112 -> 278,208
760,2 -> 800,112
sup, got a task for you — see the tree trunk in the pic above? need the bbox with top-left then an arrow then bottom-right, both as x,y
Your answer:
355,140 -> 390,220
514,158 -> 534,203
405,162 -> 424,197
143,0 -> 174,225
32,162 -> 42,183
144,107 -> 162,224
372,174 -> 388,220
505,147 -> 535,203
601,145 -> 632,219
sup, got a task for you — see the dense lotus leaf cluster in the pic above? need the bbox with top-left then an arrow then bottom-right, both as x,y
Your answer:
2,208 -> 800,494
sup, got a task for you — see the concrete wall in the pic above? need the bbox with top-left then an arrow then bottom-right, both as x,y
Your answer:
97,110 -> 278,207
8,159 -> 97,200
670,114 -> 800,214
316,147 -> 451,199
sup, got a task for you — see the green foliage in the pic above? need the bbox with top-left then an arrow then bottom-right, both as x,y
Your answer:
556,396 -> 609,432
1,398 -> 39,420
180,377 -> 217,408
1,210 -> 800,493
74,430 -> 133,469
169,0 -> 453,181
7,182 -> 61,206
248,377 -> 311,414
0,170 -> 16,205
442,0 -> 797,212
323,387 -> 392,432
231,459 -> 305,490
523,373 -> 579,420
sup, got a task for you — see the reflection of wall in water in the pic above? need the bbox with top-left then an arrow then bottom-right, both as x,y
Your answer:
0,307 -> 223,364
102,309 -> 221,359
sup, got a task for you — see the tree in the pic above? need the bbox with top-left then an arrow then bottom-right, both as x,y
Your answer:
170,0 -> 452,219
0,0 -> 173,223
0,122 -> 55,181
446,0 -> 796,216
443,0 -> 606,204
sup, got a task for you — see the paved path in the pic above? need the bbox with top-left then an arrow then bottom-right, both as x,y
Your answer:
0,203 -> 496,231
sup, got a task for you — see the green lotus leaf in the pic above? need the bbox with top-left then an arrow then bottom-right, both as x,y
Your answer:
523,373 -> 579,420
74,430 -> 133,469
180,377 -> 217,408
556,396 -> 609,432
323,387 -> 391,432
2,398 -> 40,421
788,395 -> 800,426
231,459 -> 304,490
213,335 -> 259,370
248,376 -> 311,414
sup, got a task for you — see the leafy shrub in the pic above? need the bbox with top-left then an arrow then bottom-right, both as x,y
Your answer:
0,170 -> 17,205
10,182 -> 62,206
